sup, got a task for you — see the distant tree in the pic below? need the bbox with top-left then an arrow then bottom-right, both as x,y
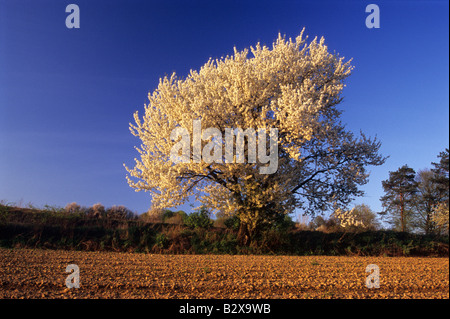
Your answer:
413,169 -> 442,234
139,207 -> 168,223
430,148 -> 449,235
332,207 -> 366,230
65,202 -> 81,214
271,214 -> 296,231
351,203 -> 380,230
175,210 -> 188,223
87,203 -> 106,219
105,205 -> 136,220
139,208 -> 163,223
309,215 -> 338,233
161,209 -> 175,222
163,210 -> 187,224
431,148 -> 449,199
380,165 -> 418,232
294,214 -> 310,231
311,205 -> 378,233
432,202 -> 449,235
309,215 -> 327,230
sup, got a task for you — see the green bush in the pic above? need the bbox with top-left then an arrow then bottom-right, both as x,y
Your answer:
155,233 -> 168,249
184,207 -> 213,229
224,215 -> 240,231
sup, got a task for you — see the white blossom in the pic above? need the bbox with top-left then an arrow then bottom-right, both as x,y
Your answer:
333,208 -> 367,228
124,29 -> 384,239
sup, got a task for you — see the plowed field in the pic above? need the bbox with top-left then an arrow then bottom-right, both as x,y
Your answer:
0,248 -> 448,299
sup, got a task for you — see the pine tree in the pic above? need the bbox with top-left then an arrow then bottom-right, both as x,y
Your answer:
431,148 -> 449,234
380,165 -> 418,232
431,148 -> 449,202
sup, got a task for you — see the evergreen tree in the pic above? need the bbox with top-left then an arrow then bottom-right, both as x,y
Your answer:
431,148 -> 449,202
431,148 -> 449,234
380,165 -> 418,232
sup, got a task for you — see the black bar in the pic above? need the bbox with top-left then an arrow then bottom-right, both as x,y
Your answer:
0,299 -> 447,318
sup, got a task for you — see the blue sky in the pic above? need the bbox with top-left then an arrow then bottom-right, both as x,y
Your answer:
0,0 -> 448,219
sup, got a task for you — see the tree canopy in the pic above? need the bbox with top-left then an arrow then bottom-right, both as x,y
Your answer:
380,165 -> 418,232
125,30 -> 386,244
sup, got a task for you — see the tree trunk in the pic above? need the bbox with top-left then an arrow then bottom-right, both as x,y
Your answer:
426,199 -> 432,235
237,222 -> 251,246
400,192 -> 405,232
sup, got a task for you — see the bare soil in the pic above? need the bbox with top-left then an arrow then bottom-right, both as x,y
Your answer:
0,248 -> 448,299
